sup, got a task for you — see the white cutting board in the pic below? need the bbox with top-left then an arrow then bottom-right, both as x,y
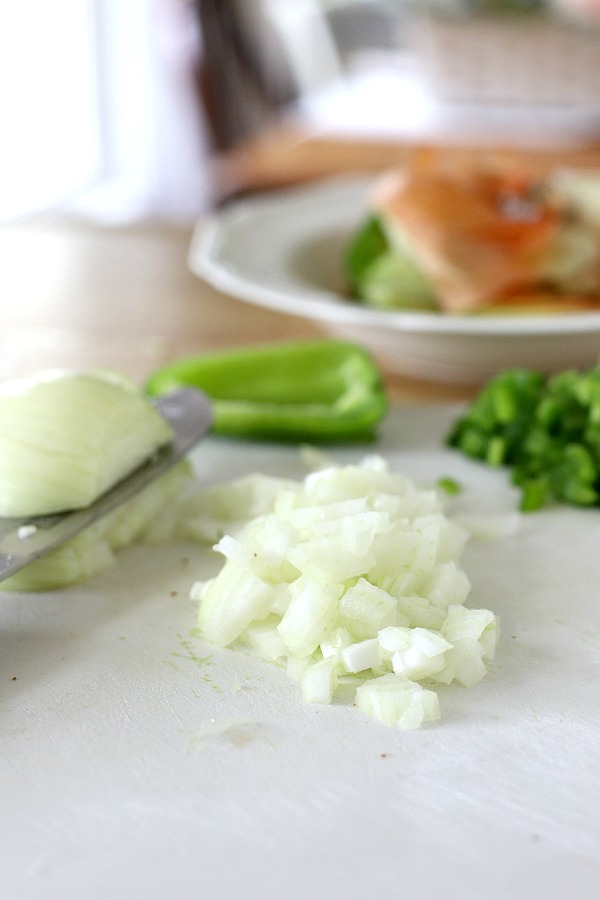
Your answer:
2,406 -> 600,900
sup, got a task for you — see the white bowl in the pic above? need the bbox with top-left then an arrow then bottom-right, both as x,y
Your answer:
188,176 -> 600,383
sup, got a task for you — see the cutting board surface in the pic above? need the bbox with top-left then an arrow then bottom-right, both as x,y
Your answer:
2,406 -> 600,900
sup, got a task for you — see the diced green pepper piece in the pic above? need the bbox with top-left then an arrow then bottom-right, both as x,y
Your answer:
518,476 -> 550,512
548,443 -> 598,506
437,476 -> 462,495
485,435 -> 507,467
145,339 -> 388,443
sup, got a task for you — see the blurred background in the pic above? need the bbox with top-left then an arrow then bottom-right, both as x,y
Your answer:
2,0 -> 600,227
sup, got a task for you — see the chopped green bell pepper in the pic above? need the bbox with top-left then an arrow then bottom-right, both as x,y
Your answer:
145,339 -> 388,442
446,360 -> 600,511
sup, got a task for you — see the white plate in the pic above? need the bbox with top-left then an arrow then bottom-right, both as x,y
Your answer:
189,176 -> 600,383
3,406 -> 600,899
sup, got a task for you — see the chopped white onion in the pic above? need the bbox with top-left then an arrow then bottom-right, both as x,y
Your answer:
197,561 -> 275,647
356,674 -> 440,730
340,578 -> 397,639
340,638 -> 382,674
190,455 -> 499,729
241,618 -> 288,663
277,577 -> 342,658
301,656 -> 338,704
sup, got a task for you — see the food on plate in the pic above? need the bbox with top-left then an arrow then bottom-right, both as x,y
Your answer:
0,369 -> 191,590
447,359 -> 600,511
146,339 -> 388,442
186,454 -> 498,730
345,156 -> 600,314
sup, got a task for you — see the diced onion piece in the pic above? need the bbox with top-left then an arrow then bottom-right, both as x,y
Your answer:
181,474 -> 299,538
340,578 -> 397,639
380,626 -> 452,680
412,626 -> 453,656
391,646 -> 445,680
213,534 -> 243,561
232,516 -> 299,583
393,592 -> 446,630
196,562 -> 274,646
286,534 -> 374,583
420,561 -> 471,611
340,638 -> 382,674
301,657 -> 338,703
277,577 -> 342,657
320,626 -> 353,659
356,674 -> 440,730
241,619 -> 288,663
442,604 -> 498,656
432,605 -> 499,687
378,625 -> 413,654
432,639 -> 487,688
278,497 -> 370,531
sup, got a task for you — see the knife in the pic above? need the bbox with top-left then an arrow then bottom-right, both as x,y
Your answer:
0,387 -> 213,583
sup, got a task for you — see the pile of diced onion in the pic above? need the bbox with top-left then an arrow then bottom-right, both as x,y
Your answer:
187,455 -> 498,730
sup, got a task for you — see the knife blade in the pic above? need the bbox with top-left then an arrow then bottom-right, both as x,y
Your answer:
0,387 -> 213,583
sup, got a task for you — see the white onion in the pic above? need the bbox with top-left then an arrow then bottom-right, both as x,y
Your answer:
0,369 -> 191,591
355,674 -> 440,730
301,656 -> 338,704
0,369 -> 173,517
190,455 -> 499,730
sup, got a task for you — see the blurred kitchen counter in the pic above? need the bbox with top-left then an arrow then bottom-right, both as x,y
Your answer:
218,127 -> 600,198
0,216 -> 479,405
214,56 -> 600,198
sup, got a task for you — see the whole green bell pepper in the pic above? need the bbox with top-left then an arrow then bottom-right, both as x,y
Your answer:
145,339 -> 387,442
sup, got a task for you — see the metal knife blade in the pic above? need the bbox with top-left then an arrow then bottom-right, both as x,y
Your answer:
0,387 -> 213,583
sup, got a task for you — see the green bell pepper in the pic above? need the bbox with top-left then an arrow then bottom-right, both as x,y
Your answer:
145,339 -> 388,442
446,360 -> 600,511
